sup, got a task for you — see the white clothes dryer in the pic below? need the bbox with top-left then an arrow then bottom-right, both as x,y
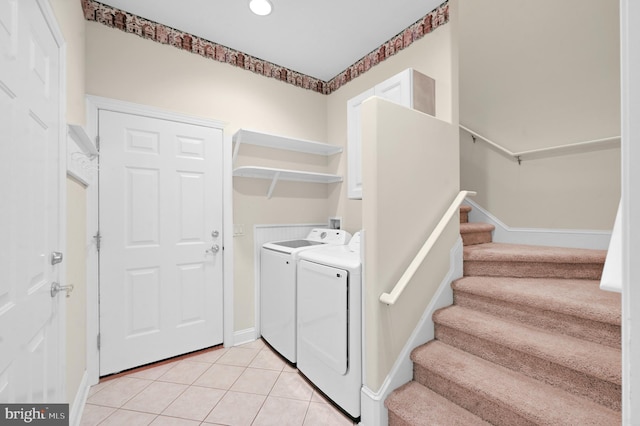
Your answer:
260,229 -> 351,363
296,232 -> 362,420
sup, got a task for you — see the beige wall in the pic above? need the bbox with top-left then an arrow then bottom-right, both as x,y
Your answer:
361,98 -> 459,391
327,21 -> 457,232
50,0 -> 86,125
459,0 -> 620,229
85,22 -> 329,331
66,177 -> 87,406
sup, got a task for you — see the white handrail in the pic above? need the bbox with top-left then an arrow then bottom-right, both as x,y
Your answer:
459,125 -> 620,164
379,190 -> 477,305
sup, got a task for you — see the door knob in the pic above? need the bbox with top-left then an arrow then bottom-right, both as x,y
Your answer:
51,282 -> 74,298
206,244 -> 220,254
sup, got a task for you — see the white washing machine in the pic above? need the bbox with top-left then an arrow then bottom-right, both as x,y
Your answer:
296,232 -> 362,420
260,229 -> 351,363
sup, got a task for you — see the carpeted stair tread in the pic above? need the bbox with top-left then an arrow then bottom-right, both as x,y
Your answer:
460,222 -> 495,233
452,276 -> 620,326
434,306 -> 621,384
464,242 -> 606,279
432,306 -> 621,413
411,341 -> 621,425
385,381 -> 491,426
464,242 -> 606,264
460,223 -> 495,245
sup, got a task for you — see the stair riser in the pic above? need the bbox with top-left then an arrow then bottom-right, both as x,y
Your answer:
434,324 -> 622,411
386,381 -> 493,426
413,365 -> 536,426
461,232 -> 492,246
464,261 -> 604,280
459,206 -> 472,224
453,291 -> 621,348
388,412 -> 411,426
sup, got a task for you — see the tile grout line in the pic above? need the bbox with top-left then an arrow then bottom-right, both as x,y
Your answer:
83,341 -> 355,426
92,349 -> 225,425
249,351 -> 284,426
157,363 -> 213,423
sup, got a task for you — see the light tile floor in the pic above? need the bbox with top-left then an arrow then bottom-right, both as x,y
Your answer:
80,339 -> 357,426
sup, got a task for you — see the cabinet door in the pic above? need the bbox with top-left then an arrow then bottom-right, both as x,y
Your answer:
375,68 -> 413,108
347,88 -> 374,199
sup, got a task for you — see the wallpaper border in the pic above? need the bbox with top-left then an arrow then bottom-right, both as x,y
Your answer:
81,0 -> 449,95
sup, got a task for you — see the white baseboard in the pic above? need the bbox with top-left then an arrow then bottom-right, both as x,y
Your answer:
69,371 -> 90,426
360,238 -> 464,426
233,328 -> 257,346
464,198 -> 612,250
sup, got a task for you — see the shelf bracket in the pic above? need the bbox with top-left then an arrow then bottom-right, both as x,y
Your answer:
267,171 -> 281,199
232,133 -> 242,165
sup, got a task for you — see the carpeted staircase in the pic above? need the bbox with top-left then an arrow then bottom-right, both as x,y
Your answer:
385,204 -> 621,425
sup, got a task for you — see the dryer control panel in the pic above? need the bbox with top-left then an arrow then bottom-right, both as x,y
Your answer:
307,228 -> 351,245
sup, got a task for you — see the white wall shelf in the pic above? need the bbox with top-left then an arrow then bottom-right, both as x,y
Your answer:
232,128 -> 342,163
233,166 -> 342,198
232,129 -> 343,198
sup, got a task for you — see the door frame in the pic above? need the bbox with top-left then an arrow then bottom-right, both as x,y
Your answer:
620,0 -> 640,421
84,95 -> 233,384
65,123 -> 97,421
39,0 -> 68,401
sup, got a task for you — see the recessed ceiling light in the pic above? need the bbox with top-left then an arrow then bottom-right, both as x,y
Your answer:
249,0 -> 273,16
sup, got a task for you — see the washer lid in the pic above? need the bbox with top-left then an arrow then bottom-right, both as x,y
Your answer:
272,240 -> 324,249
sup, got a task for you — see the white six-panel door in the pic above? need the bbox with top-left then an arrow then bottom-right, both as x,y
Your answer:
0,0 -> 64,402
98,110 -> 224,375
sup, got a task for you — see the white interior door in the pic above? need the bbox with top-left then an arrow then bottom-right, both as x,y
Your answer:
99,110 -> 224,375
0,0 -> 64,402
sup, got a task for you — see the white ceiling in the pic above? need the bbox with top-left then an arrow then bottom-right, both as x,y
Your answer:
97,0 -> 444,81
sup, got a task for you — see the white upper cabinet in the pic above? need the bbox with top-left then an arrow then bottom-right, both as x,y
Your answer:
346,88 -> 375,200
346,68 -> 435,199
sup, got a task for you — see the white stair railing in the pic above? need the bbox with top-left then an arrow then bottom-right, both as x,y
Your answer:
460,125 -> 620,164
379,190 -> 476,305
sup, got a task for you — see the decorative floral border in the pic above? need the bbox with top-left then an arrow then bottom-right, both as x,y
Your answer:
81,0 -> 449,95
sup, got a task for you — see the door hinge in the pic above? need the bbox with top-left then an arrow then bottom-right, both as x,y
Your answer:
93,231 -> 102,252
95,135 -> 100,152
97,333 -> 101,350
